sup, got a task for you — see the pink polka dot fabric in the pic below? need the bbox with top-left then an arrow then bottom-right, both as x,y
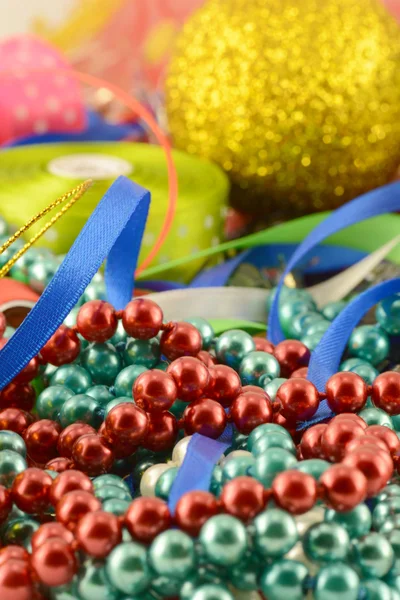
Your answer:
0,36 -> 86,145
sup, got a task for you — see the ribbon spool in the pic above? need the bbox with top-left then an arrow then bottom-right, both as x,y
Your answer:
0,142 -> 229,282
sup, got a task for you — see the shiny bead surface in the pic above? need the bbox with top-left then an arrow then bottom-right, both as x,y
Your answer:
359,407 -> 393,428
0,558 -> 33,600
247,422 -> 292,450
57,423 -> 96,458
254,508 -> 298,558
123,338 -> 161,368
376,294 -> 400,335
295,458 -> 330,480
300,424 -> 327,459
353,533 -> 394,578
24,419 -> 61,464
143,411 -> 178,452
273,340 -> 310,377
105,541 -> 151,596
77,300 -> 117,342
277,378 -> 320,421
59,394 -> 103,429
36,385 -> 74,421
134,370 -> 177,412
220,476 -> 265,521
114,364 -> 147,398
175,490 -> 218,537
185,317 -> 215,349
230,391 -> 273,434
31,538 -> 76,587
81,343 -> 122,386
56,490 -> 101,527
0,450 -> 27,488
0,382 -> 35,412
40,325 -> 80,366
50,365 -> 92,395
250,447 -> 297,487
76,561 -> 118,600
122,298 -> 163,340
160,321 -> 202,360
215,330 -> 256,370
272,470 -> 317,515
167,357 -> 210,401
303,522 -> 350,562
314,563 -> 359,600
154,466 -> 178,500
149,529 -> 195,578
348,325 -> 390,366
325,372 -> 367,413
239,350 -> 280,386
0,430 -> 26,457
76,511 -> 121,558
50,470 -> 93,505
183,398 -> 227,438
343,447 -> 392,496
208,364 -> 242,406
11,468 -> 52,513
125,497 -> 171,544
320,464 -> 367,511
86,385 -> 114,406
366,424 -> 400,454
190,584 -> 234,600
321,419 -> 365,462
325,504 -> 371,538
105,403 -> 148,445
372,372 -> 400,415
72,434 -> 114,476
348,362 -> 379,385
260,559 -> 308,600
140,464 -> 172,497
31,522 -> 74,550
199,514 -> 247,566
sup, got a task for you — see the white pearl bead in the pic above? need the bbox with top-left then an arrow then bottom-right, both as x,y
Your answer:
172,436 -> 192,465
140,463 -> 172,497
219,450 -> 252,467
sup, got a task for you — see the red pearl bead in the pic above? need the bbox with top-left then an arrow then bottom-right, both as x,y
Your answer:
365,425 -> 400,454
175,491 -> 219,537
300,424 -> 328,459
0,382 -> 35,412
122,298 -> 163,340
12,357 -> 39,385
160,322 -> 202,361
253,337 -> 275,354
230,391 -> 273,434
11,468 -> 52,514
277,378 -> 319,421
57,423 -> 96,458
220,476 -> 265,521
273,411 -> 297,438
320,464 -> 367,511
133,370 -> 177,412
72,434 -> 114,476
0,546 -> 29,566
372,371 -> 400,415
273,340 -> 310,377
207,365 -> 242,407
196,350 -> 216,368
0,312 -> 6,339
333,413 -> 367,429
143,412 -> 178,452
183,399 -> 227,439
0,408 -> 31,435
31,538 -> 76,587
105,403 -> 149,444
0,559 -> 32,600
290,367 -> 308,379
345,435 -> 389,455
56,490 -> 101,528
343,447 -> 393,496
24,419 -> 60,464
45,457 -> 74,473
321,419 -> 365,462
76,511 -> 122,558
125,497 -> 171,544
241,385 -> 269,397
50,470 -> 93,506
0,485 -> 12,523
40,325 -> 80,366
325,372 -> 367,414
272,470 -> 317,515
167,357 -> 210,402
31,523 -> 74,551
77,300 -> 117,343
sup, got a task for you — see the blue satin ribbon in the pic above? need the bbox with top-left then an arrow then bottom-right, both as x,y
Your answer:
268,181 -> 400,344
0,176 -> 150,390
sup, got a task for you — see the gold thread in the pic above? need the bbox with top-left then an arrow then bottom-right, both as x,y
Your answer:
0,179 -> 92,278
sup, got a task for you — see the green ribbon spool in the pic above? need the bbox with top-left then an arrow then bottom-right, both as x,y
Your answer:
0,142 -> 229,283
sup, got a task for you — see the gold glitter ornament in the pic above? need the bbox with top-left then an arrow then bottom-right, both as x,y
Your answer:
165,0 -> 400,215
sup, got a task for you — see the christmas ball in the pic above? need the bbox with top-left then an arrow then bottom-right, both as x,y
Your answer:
166,0 -> 400,215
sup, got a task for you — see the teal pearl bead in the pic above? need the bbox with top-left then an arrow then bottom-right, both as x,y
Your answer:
131,456 -> 159,488
102,498 -> 131,516
247,423 -> 292,451
378,484 -> 400,502
28,257 -> 58,288
155,466 -> 178,500
0,450 -> 27,487
58,394 -> 103,429
264,377 -> 287,401
266,286 -> 303,311
106,542 -> 151,596
114,365 -> 147,397
251,432 -> 296,456
185,317 -> 215,350
199,515 -> 247,566
387,530 -> 400,576
260,559 -> 308,600
340,357 -> 370,371
215,330 -> 256,370
239,351 -> 280,386
77,561 -> 118,600
228,552 -> 263,591
279,299 -> 317,338
94,484 -> 132,503
376,295 -> 400,335
190,584 -> 234,600
325,504 -> 371,538
93,473 -> 130,492
149,530 -> 195,578
156,361 -> 169,371
358,407 -> 393,428
221,456 -> 255,484
349,362 -> 379,385
303,522 -> 350,562
169,399 -> 188,419
392,415 -> 400,432
36,385 -> 75,420
295,459 -> 330,480
314,563 -> 359,600
290,312 -> 326,340
303,320 -> 330,336
2,517 -> 39,550
322,301 -> 347,321
50,583 -> 78,600
250,448 -> 297,487
352,533 -> 394,577
123,338 -> 161,368
110,321 -> 128,346
210,466 -> 222,496
0,431 -> 26,457
373,498 -> 400,531
348,325 -> 390,366
301,330 -> 325,351
151,576 -> 183,597
83,280 -> 107,302
105,397 -> 134,416
363,579 -> 394,600
86,385 -> 115,406
254,508 -> 298,558
50,364 -> 92,394
82,343 -> 122,386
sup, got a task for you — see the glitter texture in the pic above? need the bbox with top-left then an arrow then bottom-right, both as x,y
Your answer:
165,0 -> 400,215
